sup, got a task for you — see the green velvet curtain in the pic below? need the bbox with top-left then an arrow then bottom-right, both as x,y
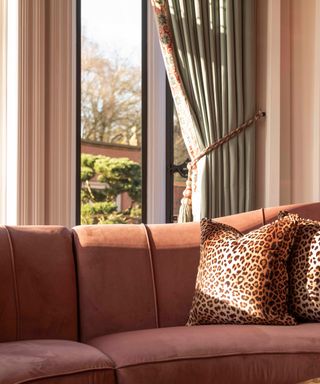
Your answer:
152,0 -> 256,220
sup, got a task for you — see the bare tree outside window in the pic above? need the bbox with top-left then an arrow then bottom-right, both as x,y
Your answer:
81,36 -> 141,146
80,0 -> 142,224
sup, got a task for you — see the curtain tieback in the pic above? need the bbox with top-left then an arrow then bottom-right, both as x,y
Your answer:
178,110 -> 266,223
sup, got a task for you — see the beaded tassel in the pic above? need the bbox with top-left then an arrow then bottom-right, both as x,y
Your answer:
178,164 -> 193,223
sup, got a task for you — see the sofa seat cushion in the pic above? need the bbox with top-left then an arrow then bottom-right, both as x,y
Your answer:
89,324 -> 320,384
0,339 -> 115,384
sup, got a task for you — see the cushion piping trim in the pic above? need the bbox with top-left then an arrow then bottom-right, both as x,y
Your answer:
142,224 -> 159,328
10,365 -> 114,384
4,226 -> 21,340
262,208 -> 266,225
114,351 -> 320,369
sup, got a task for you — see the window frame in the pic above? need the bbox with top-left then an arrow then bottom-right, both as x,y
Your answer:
165,78 -> 174,223
141,0 -> 148,224
76,0 -> 185,225
75,0 -> 81,225
76,0 -> 148,225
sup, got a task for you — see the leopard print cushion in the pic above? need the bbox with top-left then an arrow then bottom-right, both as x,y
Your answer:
279,211 -> 320,321
187,217 -> 298,326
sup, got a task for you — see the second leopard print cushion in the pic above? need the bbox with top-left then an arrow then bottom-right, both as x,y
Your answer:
279,211 -> 320,321
187,216 -> 298,326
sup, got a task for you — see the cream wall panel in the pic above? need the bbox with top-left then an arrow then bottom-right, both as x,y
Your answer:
313,0 -> 320,201
279,0 -> 292,205
255,0 -> 267,208
6,0 -> 18,225
256,0 -> 320,209
45,0 -> 76,226
291,0 -> 317,203
256,0 -> 283,208
0,0 -> 7,224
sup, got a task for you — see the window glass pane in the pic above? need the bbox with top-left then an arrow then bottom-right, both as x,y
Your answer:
81,0 -> 142,224
172,108 -> 189,221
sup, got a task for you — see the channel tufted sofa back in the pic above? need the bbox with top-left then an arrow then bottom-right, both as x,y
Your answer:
0,226 -> 78,342
1,202 -> 320,345
73,202 -> 320,342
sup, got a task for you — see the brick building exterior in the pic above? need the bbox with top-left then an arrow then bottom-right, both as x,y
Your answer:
81,139 -> 184,218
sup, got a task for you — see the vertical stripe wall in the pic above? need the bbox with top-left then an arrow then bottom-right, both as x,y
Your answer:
18,0 -> 76,226
0,0 -> 7,224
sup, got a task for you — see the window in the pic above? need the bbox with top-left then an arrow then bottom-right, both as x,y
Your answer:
77,0 -> 187,224
79,0 -> 146,225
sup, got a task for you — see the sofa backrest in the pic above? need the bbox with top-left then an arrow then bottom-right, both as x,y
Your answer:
2,202 -> 317,343
74,202 -> 320,341
0,226 -> 78,342
73,224 -> 159,341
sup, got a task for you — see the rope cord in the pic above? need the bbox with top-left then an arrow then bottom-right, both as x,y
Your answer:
189,110 -> 266,169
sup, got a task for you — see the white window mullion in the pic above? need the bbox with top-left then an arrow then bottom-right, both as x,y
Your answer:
0,0 -> 7,224
147,3 -> 166,224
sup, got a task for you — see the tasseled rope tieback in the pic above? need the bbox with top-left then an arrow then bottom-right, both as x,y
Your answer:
178,110 -> 266,223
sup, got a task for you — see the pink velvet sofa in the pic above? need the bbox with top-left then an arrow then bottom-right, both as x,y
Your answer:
1,202 -> 320,384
